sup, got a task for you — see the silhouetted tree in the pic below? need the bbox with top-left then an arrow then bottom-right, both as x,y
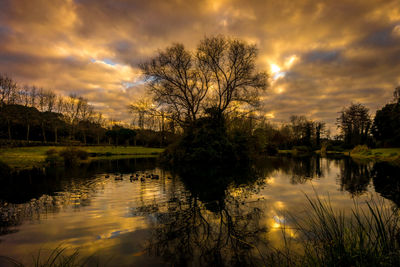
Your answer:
372,87 -> 400,147
0,74 -> 17,106
337,103 -> 371,146
140,36 -> 268,127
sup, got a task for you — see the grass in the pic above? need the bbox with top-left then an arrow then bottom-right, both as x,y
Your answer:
279,147 -> 400,164
268,194 -> 400,266
0,245 -> 98,267
350,148 -> 400,163
0,146 -> 164,170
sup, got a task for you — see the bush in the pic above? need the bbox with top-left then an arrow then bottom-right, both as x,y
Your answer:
45,148 -> 58,156
0,160 -> 11,178
45,150 -> 62,166
351,144 -> 369,154
59,147 -> 88,165
292,146 -> 312,154
265,144 -> 278,155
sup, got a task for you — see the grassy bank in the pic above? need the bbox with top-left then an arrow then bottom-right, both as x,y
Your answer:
350,148 -> 400,162
278,148 -> 400,164
0,146 -> 164,170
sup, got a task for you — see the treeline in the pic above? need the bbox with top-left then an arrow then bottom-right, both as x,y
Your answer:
0,74 -> 174,147
248,87 -> 400,152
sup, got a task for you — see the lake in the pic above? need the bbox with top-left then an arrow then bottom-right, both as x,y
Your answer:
0,156 -> 399,266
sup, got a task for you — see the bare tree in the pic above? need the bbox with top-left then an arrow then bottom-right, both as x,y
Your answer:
77,98 -> 94,144
19,85 -> 31,107
196,36 -> 268,116
0,74 -> 17,106
128,98 -> 154,129
140,36 -> 268,127
393,86 -> 400,103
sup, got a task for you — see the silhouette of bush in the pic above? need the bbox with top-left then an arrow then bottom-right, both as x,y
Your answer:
45,148 -> 62,166
293,146 -> 312,154
59,147 -> 88,165
351,145 -> 369,154
0,160 -> 11,178
45,148 -> 57,156
265,144 -> 278,155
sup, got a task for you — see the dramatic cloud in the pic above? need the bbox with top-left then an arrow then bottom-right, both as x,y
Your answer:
1,0 -> 400,131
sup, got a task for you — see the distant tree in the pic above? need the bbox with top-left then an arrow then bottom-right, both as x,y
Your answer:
393,86 -> 400,103
372,87 -> 400,147
21,106 -> 41,142
128,98 -> 153,129
140,35 -> 268,127
290,115 -> 315,147
0,74 -> 17,106
315,121 -> 326,147
337,103 -> 371,146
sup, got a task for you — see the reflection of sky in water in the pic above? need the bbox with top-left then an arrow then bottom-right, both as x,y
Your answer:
0,157 -> 397,266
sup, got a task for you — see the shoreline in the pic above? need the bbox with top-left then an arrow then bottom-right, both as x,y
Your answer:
0,146 -> 165,170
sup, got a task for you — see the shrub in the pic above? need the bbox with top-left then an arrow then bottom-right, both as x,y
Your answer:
0,160 -> 11,178
45,148 -> 58,156
292,146 -> 312,154
59,147 -> 88,165
351,144 -> 369,154
265,144 -> 278,155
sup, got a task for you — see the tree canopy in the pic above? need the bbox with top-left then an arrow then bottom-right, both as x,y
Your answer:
140,36 -> 268,127
337,103 -> 371,147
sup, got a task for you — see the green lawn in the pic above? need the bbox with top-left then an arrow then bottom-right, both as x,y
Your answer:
350,148 -> 400,162
0,146 -> 164,169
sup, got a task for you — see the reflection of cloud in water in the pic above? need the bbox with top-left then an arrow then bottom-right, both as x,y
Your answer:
0,156 -> 399,265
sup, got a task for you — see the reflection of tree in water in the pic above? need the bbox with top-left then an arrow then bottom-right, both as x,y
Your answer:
372,162 -> 400,207
136,164 -> 269,266
256,156 -> 325,184
0,158 -> 157,238
339,158 -> 373,196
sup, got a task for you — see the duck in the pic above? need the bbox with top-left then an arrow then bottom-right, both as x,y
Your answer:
115,174 -> 123,181
105,175 -> 110,178
140,177 -> 145,182
151,174 -> 159,180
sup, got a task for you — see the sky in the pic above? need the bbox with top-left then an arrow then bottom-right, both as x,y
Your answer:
1,0 -> 400,132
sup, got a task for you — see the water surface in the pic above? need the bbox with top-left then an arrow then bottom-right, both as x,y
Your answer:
0,156 -> 399,266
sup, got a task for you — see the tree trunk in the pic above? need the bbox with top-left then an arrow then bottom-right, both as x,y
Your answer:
83,130 -> 87,145
26,123 -> 30,142
54,127 -> 58,143
42,121 -> 47,143
7,119 -> 11,140
97,134 -> 100,145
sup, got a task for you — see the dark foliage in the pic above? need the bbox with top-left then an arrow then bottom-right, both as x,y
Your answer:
373,102 -> 400,147
59,147 -> 88,166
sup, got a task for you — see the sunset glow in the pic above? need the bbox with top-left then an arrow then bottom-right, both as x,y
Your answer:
0,0 -> 399,128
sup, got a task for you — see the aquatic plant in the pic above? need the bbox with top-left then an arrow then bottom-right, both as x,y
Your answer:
275,194 -> 400,266
0,245 -> 98,267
